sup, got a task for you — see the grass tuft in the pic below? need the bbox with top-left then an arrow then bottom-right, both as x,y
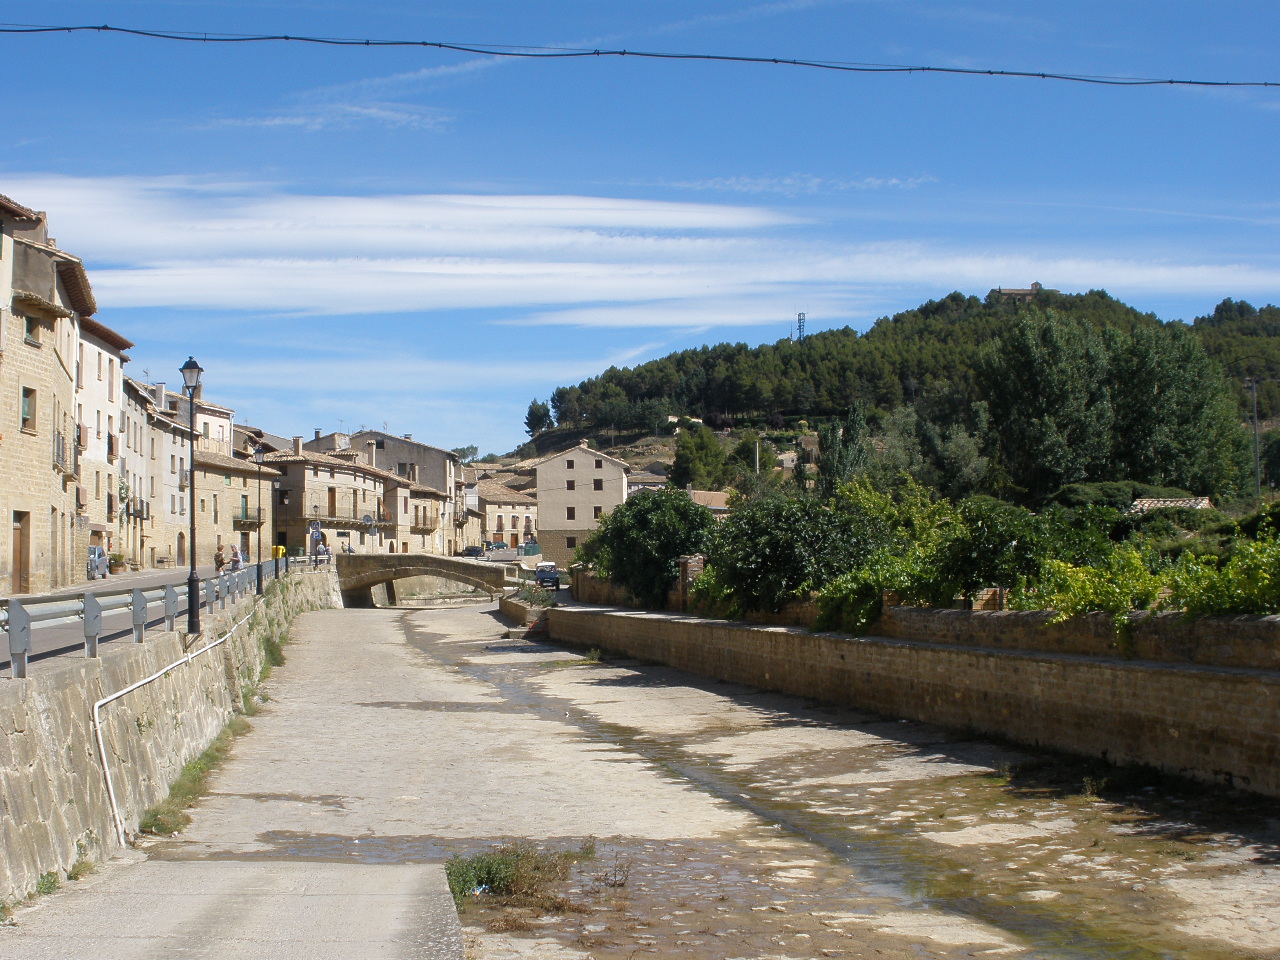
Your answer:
139,715 -> 251,835
445,839 -> 595,912
35,872 -> 60,896
66,857 -> 95,881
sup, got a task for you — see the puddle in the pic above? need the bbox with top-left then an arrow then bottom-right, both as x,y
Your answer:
403,612 -> 1280,960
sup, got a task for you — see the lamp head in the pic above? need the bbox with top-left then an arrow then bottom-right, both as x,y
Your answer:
253,444 -> 266,465
179,357 -> 203,394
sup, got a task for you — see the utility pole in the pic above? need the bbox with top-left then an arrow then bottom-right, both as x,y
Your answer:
1251,376 -> 1261,500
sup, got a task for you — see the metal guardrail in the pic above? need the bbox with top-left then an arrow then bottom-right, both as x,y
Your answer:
0,558 -> 320,678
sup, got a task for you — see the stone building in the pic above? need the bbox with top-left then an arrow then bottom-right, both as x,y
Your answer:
527,441 -> 630,566
192,449 -> 279,567
265,440 -> 394,556
0,195 -> 96,593
305,429 -> 461,554
476,480 -> 537,548
75,317 -> 134,561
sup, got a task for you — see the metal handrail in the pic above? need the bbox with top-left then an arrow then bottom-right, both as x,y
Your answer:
1,559 -> 312,677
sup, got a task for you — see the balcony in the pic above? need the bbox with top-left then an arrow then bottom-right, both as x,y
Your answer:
75,422 -> 88,449
106,492 -> 117,522
106,433 -> 117,462
53,430 -> 77,479
233,506 -> 265,529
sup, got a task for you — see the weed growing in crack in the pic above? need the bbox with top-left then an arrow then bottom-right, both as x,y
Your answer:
592,852 -> 632,889
139,715 -> 251,835
35,872 -> 60,896
67,857 -> 95,881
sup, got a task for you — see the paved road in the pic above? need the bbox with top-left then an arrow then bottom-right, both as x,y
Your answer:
4,604 -> 1275,959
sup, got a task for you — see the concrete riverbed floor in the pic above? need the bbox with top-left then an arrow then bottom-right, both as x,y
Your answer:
4,603 -> 1278,959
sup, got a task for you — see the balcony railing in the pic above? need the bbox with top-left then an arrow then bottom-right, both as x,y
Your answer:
233,506 -> 265,528
53,430 -> 77,479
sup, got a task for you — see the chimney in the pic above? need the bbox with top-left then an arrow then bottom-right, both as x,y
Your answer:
314,428 -> 322,441
292,437 -> 303,455
366,440 -> 376,466
403,433 -> 412,441
154,382 -> 166,409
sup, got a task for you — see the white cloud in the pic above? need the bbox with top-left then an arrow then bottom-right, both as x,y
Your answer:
4,174 -> 1278,330
667,173 -> 939,195
203,102 -> 452,132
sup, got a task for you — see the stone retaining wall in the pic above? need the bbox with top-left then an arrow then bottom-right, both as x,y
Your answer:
0,570 -> 338,905
498,595 -> 547,627
547,606 -> 1280,798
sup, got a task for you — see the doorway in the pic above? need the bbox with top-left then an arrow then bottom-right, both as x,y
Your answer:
11,512 -> 30,594
177,531 -> 187,566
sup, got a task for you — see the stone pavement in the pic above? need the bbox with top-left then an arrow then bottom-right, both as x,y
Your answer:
4,603 -> 1278,959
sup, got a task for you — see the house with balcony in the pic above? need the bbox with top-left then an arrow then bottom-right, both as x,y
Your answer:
192,448 -> 279,567
266,438 -> 398,556
75,316 -> 134,560
477,480 -> 537,548
0,194 -> 96,593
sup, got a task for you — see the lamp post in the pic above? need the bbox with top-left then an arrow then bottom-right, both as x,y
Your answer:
253,444 -> 265,595
179,356 -> 203,635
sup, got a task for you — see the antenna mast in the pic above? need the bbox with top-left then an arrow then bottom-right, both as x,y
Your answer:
796,312 -> 806,341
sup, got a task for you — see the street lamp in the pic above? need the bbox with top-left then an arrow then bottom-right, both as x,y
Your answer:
253,444 -> 265,595
179,356 -> 203,635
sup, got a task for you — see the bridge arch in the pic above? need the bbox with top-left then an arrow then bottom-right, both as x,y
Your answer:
335,554 -> 516,607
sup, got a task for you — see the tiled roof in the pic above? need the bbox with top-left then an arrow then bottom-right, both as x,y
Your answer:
0,193 -> 39,220
477,480 -> 537,506
1128,497 -> 1213,514
79,316 -> 133,352
527,441 -> 631,472
194,449 -> 281,477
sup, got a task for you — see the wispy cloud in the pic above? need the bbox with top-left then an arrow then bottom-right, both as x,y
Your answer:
666,173 -> 938,196
201,102 -> 452,132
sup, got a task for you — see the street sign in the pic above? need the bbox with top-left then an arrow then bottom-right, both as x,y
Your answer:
362,514 -> 373,525
309,520 -> 322,534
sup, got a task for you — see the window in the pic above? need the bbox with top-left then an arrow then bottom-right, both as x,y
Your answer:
566,536 -> 577,549
107,415 -> 113,437
171,494 -> 176,514
95,472 -> 101,499
224,472 -> 232,486
593,478 -> 603,491
312,467 -> 318,478
149,476 -> 155,497
200,498 -> 206,513
150,437 -> 156,459
595,459 -> 603,469
213,495 -> 218,524
566,507 -> 576,521
566,459 -> 574,469
107,359 -> 115,400
594,506 -> 603,519
202,422 -> 210,439
23,316 -> 39,343
96,409 -> 102,438
76,344 -> 84,388
20,387 -> 36,432
566,479 -> 576,491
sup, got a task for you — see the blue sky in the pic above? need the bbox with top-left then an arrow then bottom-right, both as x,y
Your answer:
3,1 -> 1277,455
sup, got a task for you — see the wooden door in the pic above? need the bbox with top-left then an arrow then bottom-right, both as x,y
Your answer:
12,512 -> 30,594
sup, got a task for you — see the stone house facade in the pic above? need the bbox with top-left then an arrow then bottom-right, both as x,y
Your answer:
266,440 -> 393,556
75,317 -> 134,559
0,195 -> 95,594
476,480 -> 537,547
529,441 -> 630,566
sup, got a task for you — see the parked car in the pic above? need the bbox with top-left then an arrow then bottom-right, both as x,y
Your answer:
535,561 -> 560,590
86,545 -> 109,580
460,545 -> 484,558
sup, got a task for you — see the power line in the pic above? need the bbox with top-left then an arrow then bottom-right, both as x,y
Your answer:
0,22 -> 1276,89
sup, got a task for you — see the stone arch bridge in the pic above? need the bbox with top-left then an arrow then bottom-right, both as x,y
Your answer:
335,553 -> 518,607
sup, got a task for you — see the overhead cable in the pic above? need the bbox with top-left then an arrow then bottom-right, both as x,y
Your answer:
0,22 -> 1275,89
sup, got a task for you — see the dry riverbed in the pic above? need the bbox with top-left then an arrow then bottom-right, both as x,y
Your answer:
443,614 -> 1280,960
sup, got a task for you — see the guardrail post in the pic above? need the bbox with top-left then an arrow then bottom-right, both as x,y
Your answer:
274,556 -> 280,580
131,589 -> 147,643
219,575 -> 228,610
84,593 -> 102,658
164,585 -> 179,631
204,579 -> 216,619
7,600 -> 31,679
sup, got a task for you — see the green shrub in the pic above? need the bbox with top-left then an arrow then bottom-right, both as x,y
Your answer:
580,489 -> 715,608
1010,543 -> 1165,639
1166,535 -> 1280,617
515,583 -> 556,607
445,840 -> 594,912
35,872 -> 60,896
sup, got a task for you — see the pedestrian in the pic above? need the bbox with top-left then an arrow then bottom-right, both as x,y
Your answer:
230,544 -> 243,571
214,546 -> 226,574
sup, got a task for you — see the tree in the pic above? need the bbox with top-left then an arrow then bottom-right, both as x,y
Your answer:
524,399 -> 553,437
669,425 -> 726,490
815,407 -> 869,501
451,445 -> 479,462
583,489 -> 716,608
978,310 -> 1114,502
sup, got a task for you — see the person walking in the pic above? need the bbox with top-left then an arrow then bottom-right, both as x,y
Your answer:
230,544 -> 243,571
214,546 -> 226,575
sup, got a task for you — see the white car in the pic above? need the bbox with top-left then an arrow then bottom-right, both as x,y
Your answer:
86,546 -> 109,580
